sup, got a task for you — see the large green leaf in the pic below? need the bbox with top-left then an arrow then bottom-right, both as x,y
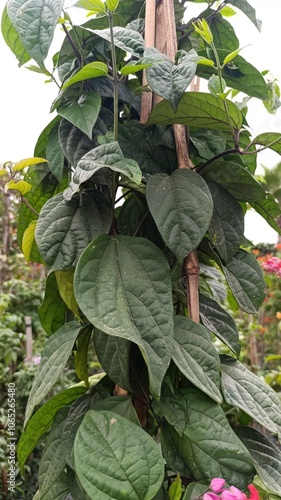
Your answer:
46,122 -> 64,183
252,132 -> 281,155
201,161 -> 265,202
154,388 -> 255,487
38,271 -> 67,335
90,26 -> 144,56
38,408 -> 69,499
34,115 -> 62,158
58,118 -> 95,167
39,471 -> 70,500
161,423 -> 191,478
68,141 -> 142,197
222,55 -> 268,100
7,0 -> 63,67
74,235 -> 174,399
25,321 -> 82,425
221,356 -> 281,437
225,0 -> 261,30
222,249 -> 265,313
1,5 -> 30,65
208,182 -> 244,263
74,410 -> 164,499
36,190 -> 112,271
250,193 -> 281,234
145,48 -> 198,112
209,11 -> 239,51
17,386 -> 86,472
236,427 -> 281,496
199,293 -> 240,356
118,123 -> 177,176
93,330 -> 131,391
172,316 -> 222,403
58,92 -> 101,140
146,169 -> 213,262
147,92 -> 243,132
190,128 -> 226,160
93,396 -> 140,426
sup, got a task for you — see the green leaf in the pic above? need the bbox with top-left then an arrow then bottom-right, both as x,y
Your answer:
223,55 -> 268,100
208,74 -> 226,95
250,193 -> 281,234
22,220 -> 38,263
34,116 -> 62,158
93,330 -> 131,391
106,0 -> 119,11
222,249 -> 265,313
17,386 -> 86,472
58,92 -> 101,139
93,396 -> 140,426
145,48 -> 198,112
199,293 -> 240,356
168,474 -> 182,500
25,321 -> 82,425
38,408 -> 69,499
201,161 -> 265,202
190,128 -> 226,160
69,141 -> 142,196
161,423 -> 191,477
13,156 -> 47,172
46,123 -> 64,182
208,182 -> 244,263
172,316 -> 222,403
39,471 -> 70,500
225,0 -> 261,31
55,268 -> 80,317
91,26 -> 144,56
220,356 -> 281,437
7,0 -> 63,67
120,61 -> 155,76
36,190 -> 112,272
155,388 -> 254,487
147,92 -> 243,132
74,410 -> 164,499
210,12 -> 239,51
1,5 -> 30,66
62,62 -> 108,89
58,118 -> 95,168
38,272 -> 67,335
182,482 -> 208,500
236,427 -> 281,496
75,326 -> 92,386
146,169 -> 213,262
75,0 -> 106,13
74,235 -> 174,399
252,132 -> 281,155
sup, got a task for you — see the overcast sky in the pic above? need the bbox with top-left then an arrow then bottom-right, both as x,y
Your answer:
0,0 -> 281,244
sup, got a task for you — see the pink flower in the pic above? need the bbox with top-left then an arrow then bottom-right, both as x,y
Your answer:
261,256 -> 281,277
229,486 -> 247,500
203,493 -> 221,500
221,490 -> 237,500
210,479 -> 226,493
248,485 -> 259,500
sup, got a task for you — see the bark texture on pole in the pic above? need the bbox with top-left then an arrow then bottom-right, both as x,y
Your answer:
140,0 -> 201,323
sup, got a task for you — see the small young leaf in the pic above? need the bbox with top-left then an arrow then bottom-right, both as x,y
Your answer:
168,473 -> 182,500
5,180 -> 32,195
223,47 -> 243,65
208,74 -> 226,95
13,157 -> 47,172
74,410 -> 165,499
106,0 -> 119,11
62,62 -> 108,89
25,321 -> 82,425
75,0 -> 106,13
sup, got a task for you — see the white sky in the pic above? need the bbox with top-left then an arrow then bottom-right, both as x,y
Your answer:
0,0 -> 281,244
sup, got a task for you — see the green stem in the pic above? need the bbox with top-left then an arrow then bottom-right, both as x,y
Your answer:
108,11 -> 119,142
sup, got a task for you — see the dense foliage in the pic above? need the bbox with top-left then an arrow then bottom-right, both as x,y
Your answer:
2,0 -> 281,498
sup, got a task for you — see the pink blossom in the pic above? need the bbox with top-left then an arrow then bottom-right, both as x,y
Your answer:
248,485 -> 259,500
210,479 -> 226,493
203,493 -> 221,500
221,490 -> 237,500
32,356 -> 41,365
229,486 -> 247,500
261,256 -> 281,277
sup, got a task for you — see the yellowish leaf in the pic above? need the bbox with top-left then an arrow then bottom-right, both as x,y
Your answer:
13,157 -> 47,173
55,269 -> 80,317
5,180 -> 32,195
22,221 -> 37,263
0,168 -> 8,177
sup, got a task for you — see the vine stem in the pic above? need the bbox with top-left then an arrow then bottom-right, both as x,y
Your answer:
21,196 -> 39,217
108,10 -> 119,219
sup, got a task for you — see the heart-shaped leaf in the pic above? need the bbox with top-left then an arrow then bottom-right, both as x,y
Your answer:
74,235 -> 174,399
91,26 -> 144,56
58,92 -> 101,139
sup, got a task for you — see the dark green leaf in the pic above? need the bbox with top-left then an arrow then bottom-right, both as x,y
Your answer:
34,116 -> 62,158
75,326 -> 92,386
36,190 -> 112,271
25,321 -> 82,425
201,161 -> 265,202
93,330 -> 131,391
161,422 -> 191,477
117,194 -> 147,236
252,132 -> 281,155
94,396 -> 140,426
1,5 -> 30,66
118,123 -> 178,176
146,48 -> 198,112
208,182 -> 244,262
146,169 -> 213,262
58,92 -> 101,139
147,92 -> 243,132
173,316 -> 222,403
91,26 -> 144,56
223,55 -> 268,100
182,482 -> 208,500
115,0 -> 144,25
199,293 -> 240,356
59,118 -> 95,167
74,410 -> 164,499
46,123 -> 64,183
155,388 -> 254,487
250,193 -> 281,234
225,0 -> 261,31
38,408 -> 69,499
74,235 -> 174,399
222,249 -> 265,313
221,356 -> 281,437
190,128 -> 226,160
236,426 -> 281,495
7,0 -> 63,67
17,386 -> 86,472
209,11 -> 239,51
38,272 -> 67,335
